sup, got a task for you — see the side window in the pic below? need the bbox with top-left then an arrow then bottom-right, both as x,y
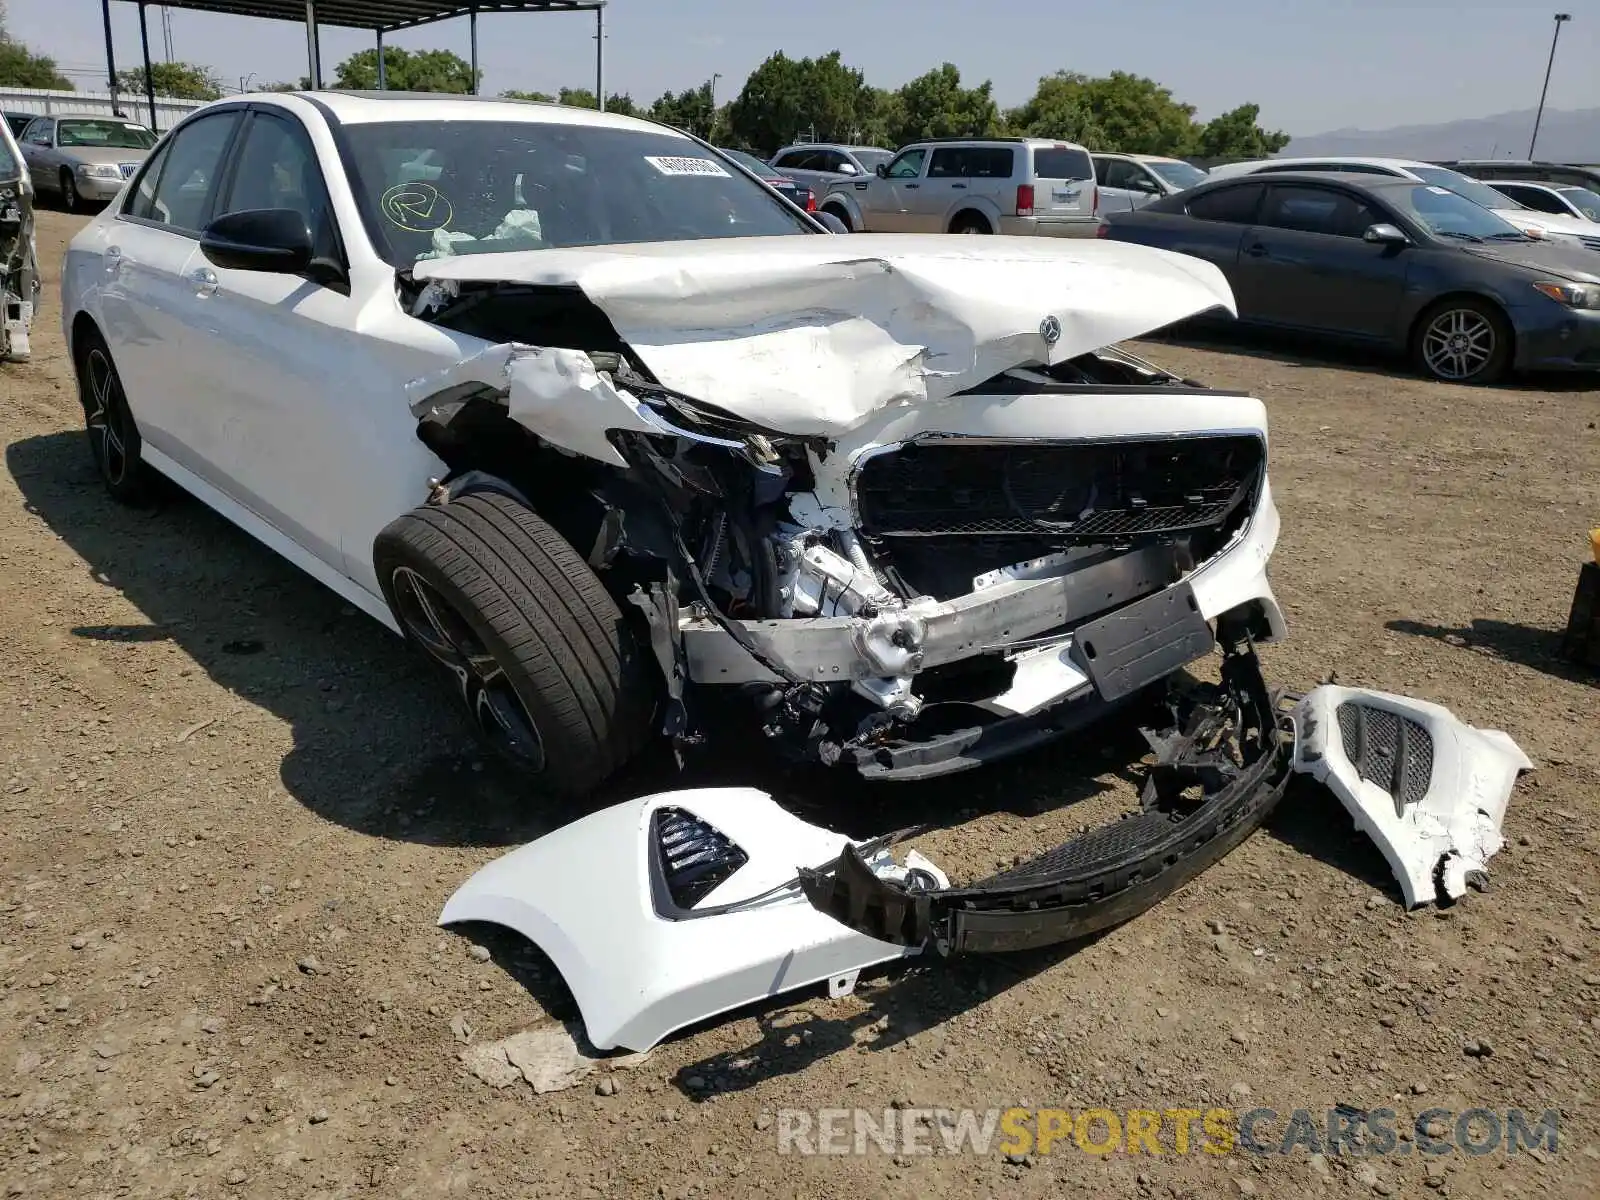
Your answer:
138,110 -> 241,233
824,151 -> 857,175
1185,183 -> 1263,224
1094,158 -> 1112,185
1260,185 -> 1380,238
1504,187 -> 1564,215
219,111 -> 337,263
927,148 -> 965,178
124,141 -> 172,219
1104,159 -> 1144,189
886,148 -> 926,179
773,150 -> 814,172
971,147 -> 1012,178
24,121 -> 51,146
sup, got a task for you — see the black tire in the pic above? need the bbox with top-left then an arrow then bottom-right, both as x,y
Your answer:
74,328 -> 155,505
61,169 -> 81,214
373,491 -> 654,797
1410,296 -> 1513,385
821,203 -> 852,231
949,212 -> 992,235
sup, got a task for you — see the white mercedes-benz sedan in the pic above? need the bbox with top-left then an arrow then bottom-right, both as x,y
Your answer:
60,91 -> 1287,802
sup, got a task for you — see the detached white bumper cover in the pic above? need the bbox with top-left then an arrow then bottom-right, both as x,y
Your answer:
1292,686 -> 1534,908
438,788 -> 947,1053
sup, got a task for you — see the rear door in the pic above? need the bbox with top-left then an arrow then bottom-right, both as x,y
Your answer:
923,146 -> 1013,232
1234,182 -> 1408,337
1029,144 -> 1096,228
1143,180 -> 1262,275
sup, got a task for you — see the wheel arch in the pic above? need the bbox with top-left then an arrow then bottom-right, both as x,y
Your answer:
67,310 -> 102,365
819,191 -> 861,230
947,206 -> 998,234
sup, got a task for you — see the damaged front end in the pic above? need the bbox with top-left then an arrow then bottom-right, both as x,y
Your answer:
0,140 -> 36,364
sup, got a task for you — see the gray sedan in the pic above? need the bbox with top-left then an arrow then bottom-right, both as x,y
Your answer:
1100,170 -> 1600,384
18,115 -> 158,213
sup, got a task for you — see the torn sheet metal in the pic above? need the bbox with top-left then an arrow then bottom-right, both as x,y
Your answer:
403,341 -> 657,468
1292,686 -> 1533,907
411,234 -> 1237,437
438,788 -> 948,1053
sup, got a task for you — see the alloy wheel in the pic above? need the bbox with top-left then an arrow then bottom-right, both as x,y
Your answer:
83,348 -> 130,487
1421,308 -> 1496,381
389,566 -> 546,770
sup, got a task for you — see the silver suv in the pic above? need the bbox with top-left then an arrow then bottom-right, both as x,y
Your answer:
768,143 -> 894,195
817,137 -> 1100,236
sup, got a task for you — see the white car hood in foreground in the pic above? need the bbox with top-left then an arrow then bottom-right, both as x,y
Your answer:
412,234 -> 1236,436
1292,686 -> 1533,908
1492,207 -> 1597,241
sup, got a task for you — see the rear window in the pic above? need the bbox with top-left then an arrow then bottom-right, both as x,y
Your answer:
339,119 -> 814,268
1032,147 -> 1093,182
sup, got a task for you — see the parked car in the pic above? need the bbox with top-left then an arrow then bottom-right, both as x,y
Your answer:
1441,159 -> 1600,194
3,111 -> 35,140
718,148 -> 816,212
1100,169 -> 1600,385
818,137 -> 1100,236
767,143 -> 893,197
1204,156 -> 1600,250
1484,180 -> 1600,222
60,91 -> 1285,815
1093,152 -> 1208,212
1,112 -> 37,361
18,114 -> 158,212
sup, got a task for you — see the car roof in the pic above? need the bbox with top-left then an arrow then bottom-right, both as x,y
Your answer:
1196,169 -> 1415,191
776,143 -> 886,153
261,89 -> 677,135
1093,152 -> 1184,163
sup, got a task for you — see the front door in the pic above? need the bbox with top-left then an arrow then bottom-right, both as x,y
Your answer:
865,147 -> 927,232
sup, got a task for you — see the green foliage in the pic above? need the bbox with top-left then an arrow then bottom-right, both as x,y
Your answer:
1004,72 -> 1105,145
499,89 -> 554,102
333,47 -> 478,93
886,64 -> 1002,146
0,35 -> 72,90
649,82 -> 716,138
553,87 -> 640,115
115,61 -> 222,100
1190,102 -> 1291,158
726,51 -> 872,155
257,78 -> 311,92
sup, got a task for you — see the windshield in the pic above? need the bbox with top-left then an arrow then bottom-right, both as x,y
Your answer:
1147,159 -> 1208,189
722,148 -> 782,179
340,120 -> 815,268
852,149 -> 893,172
1398,184 -> 1528,240
1557,186 -> 1600,220
57,119 -> 157,150
1410,166 -> 1523,212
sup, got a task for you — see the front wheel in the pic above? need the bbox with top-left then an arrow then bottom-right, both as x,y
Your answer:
373,491 -> 655,798
61,170 -> 81,213
1411,298 -> 1512,385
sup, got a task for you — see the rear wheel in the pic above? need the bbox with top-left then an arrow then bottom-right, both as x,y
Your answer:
949,212 -> 992,235
1411,297 -> 1512,384
74,329 -> 155,505
373,491 -> 654,798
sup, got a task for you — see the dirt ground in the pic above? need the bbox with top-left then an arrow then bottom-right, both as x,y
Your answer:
2,210 -> 1597,1200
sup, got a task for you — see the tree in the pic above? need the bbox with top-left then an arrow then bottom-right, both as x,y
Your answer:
0,36 -> 72,90
551,86 -> 638,114
500,88 -> 553,102
115,61 -> 222,100
649,82 -> 716,138
1190,102 -> 1290,159
1005,72 -> 1105,146
256,78 -> 310,92
889,63 -> 1001,146
726,51 -> 872,156
333,47 -> 477,93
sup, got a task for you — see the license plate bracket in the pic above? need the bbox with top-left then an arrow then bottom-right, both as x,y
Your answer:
1069,584 -> 1214,701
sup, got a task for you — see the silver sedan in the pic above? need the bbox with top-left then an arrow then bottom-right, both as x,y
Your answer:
18,115 -> 158,212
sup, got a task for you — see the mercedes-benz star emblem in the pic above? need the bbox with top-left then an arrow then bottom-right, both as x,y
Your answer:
1039,315 -> 1061,345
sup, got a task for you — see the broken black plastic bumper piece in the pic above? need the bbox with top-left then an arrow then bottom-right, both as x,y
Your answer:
797,646 -> 1294,955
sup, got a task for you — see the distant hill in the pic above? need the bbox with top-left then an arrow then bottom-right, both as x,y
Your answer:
1281,106 -> 1600,163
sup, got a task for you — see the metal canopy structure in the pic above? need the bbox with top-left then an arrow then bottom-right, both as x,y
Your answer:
99,0 -> 607,133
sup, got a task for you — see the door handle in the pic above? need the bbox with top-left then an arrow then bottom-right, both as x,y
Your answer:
189,266 -> 219,297
1245,242 -> 1268,257
904,183 -> 920,189
951,182 -> 967,190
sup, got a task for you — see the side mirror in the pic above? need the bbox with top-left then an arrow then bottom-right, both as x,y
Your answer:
815,211 -> 849,234
874,162 -> 887,178
834,161 -> 856,176
1135,177 -> 1162,194
1363,222 -> 1409,246
199,208 -> 313,274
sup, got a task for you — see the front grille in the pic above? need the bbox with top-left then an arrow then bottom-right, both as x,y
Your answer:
1336,701 -> 1434,817
652,807 -> 748,910
119,162 -> 139,178
1580,235 -> 1600,252
854,436 -> 1263,542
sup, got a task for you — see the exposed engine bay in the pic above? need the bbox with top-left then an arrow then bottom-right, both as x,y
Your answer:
0,142 -> 36,364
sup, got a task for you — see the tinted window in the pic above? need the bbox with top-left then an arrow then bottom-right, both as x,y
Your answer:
1557,186 -> 1600,220
928,147 -> 1012,179
1260,185 -> 1383,238
339,119 -> 813,268
886,148 -> 925,179
1033,147 -> 1093,181
57,118 -> 157,150
124,141 -> 171,219
773,149 -> 819,171
1101,158 -> 1148,190
134,110 -> 240,233
220,111 -> 339,264
23,121 -> 51,146
1185,183 -> 1263,223
1495,184 -> 1566,215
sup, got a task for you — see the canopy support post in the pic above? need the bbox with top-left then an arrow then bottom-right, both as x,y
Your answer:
137,0 -> 158,130
101,0 -> 122,116
594,3 -> 605,112
376,29 -> 387,89
305,0 -> 322,89
469,8 -> 479,95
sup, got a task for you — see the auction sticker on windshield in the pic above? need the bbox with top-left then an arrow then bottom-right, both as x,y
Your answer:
645,155 -> 731,177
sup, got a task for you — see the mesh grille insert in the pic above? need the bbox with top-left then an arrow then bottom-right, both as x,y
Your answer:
653,807 -> 749,910
1336,701 -> 1435,817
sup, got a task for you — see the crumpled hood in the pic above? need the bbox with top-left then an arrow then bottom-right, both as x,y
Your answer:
411,234 -> 1236,436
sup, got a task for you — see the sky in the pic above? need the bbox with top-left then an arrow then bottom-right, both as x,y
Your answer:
5,0 -> 1598,136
